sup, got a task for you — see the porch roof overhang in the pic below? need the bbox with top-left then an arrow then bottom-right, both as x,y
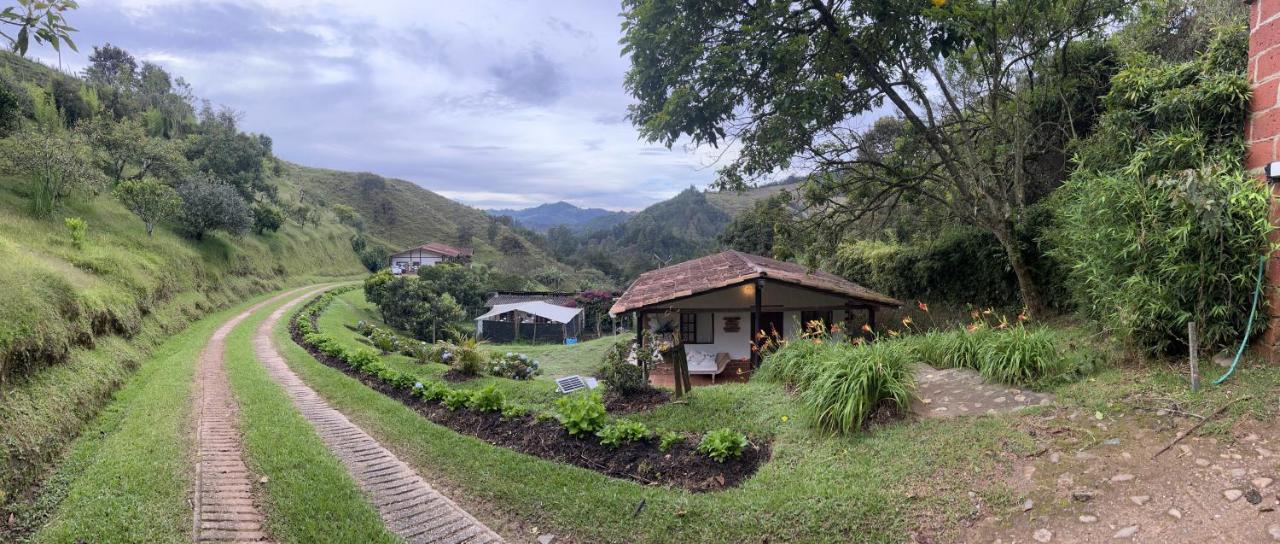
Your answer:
609,250 -> 901,315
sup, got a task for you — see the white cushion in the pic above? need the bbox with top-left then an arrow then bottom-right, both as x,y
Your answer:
686,350 -> 717,372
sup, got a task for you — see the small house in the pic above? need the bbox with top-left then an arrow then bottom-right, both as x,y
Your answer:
475,301 -> 585,344
388,242 -> 473,275
610,250 -> 900,381
483,290 -> 578,308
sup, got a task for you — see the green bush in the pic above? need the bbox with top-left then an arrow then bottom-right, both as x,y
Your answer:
64,216 -> 87,249
597,420 -> 650,448
696,428 -> 748,462
658,431 -> 684,452
553,391 -> 607,436
369,328 -> 400,354
345,349 -> 380,372
413,381 -> 448,402
487,352 -> 542,380
441,389 -> 472,411
467,385 -> 505,413
500,403 -> 528,419
832,228 -> 1019,307
800,340 -> 914,435
598,339 -> 653,394
754,336 -> 830,389
1052,26 -> 1270,356
977,325 -> 1062,386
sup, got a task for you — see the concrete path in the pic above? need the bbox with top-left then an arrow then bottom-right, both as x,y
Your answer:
193,289 -> 305,543
252,289 -> 503,544
910,363 -> 1052,418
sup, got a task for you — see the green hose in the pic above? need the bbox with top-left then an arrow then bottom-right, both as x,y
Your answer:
1213,253 -> 1268,386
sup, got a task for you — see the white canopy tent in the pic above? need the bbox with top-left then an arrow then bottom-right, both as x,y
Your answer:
474,301 -> 583,335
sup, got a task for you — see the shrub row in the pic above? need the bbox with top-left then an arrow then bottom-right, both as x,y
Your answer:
357,320 -> 543,380
299,289 -> 750,462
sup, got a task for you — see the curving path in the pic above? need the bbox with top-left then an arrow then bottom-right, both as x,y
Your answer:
251,289 -> 503,544
193,289 -> 310,543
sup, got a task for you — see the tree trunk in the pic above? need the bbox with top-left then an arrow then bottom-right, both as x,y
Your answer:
992,225 -> 1044,317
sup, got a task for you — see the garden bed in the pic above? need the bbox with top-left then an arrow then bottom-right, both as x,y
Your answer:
603,388 -> 671,414
291,294 -> 767,492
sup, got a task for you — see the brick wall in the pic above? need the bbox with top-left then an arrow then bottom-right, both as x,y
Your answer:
1250,0 -> 1280,356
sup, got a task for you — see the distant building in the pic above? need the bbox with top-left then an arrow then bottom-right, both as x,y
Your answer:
483,290 -> 578,308
388,242 -> 473,275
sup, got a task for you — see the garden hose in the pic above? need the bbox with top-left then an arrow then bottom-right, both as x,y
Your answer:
1213,253 -> 1267,386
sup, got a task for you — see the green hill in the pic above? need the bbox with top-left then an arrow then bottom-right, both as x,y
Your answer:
285,164 -> 564,276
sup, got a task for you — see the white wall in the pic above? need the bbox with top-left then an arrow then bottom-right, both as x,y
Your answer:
647,311 -> 755,360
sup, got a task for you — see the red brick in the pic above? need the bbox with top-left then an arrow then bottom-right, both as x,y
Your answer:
1256,79 -> 1280,113
1253,108 -> 1280,142
1252,18 -> 1280,58
1257,47 -> 1280,85
1246,137 -> 1277,170
1260,0 -> 1280,27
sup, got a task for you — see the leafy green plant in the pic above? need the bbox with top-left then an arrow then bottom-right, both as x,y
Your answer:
369,328 -> 400,354
441,389 -> 472,411
802,340 -> 914,435
467,385 -> 505,413
977,325 -> 1062,386
413,381 -> 447,402
1052,26 -> 1270,356
451,338 -> 486,377
658,431 -> 684,452
345,349 -> 380,372
597,420 -> 650,448
696,428 -> 748,462
500,403 -> 528,419
553,391 -> 607,436
64,216 -> 86,249
488,352 -> 541,380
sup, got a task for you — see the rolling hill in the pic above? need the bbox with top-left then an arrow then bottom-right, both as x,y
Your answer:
487,201 -> 632,233
282,164 -> 566,276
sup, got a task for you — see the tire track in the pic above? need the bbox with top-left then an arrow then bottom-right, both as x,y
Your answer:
251,289 -> 503,544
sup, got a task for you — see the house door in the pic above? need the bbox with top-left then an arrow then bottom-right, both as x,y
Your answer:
755,311 -> 785,342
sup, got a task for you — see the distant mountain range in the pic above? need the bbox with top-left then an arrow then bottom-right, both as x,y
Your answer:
487,201 -> 633,233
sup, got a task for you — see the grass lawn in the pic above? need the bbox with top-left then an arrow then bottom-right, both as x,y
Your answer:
282,289 -> 1045,543
319,290 -> 619,410
222,290 -> 398,544
26,290 -> 290,544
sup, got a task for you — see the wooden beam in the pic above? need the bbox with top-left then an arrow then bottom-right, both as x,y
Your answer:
751,278 -> 763,368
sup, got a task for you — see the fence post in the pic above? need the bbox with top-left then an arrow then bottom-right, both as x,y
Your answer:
1188,321 -> 1199,393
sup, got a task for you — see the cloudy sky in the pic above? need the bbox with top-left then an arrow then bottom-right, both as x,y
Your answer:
33,1 -> 734,210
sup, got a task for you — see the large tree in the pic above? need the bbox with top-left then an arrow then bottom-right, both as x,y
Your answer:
621,0 -> 1122,314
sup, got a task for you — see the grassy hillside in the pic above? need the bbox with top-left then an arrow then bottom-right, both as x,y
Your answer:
284,163 -> 565,274
0,173 -> 364,518
704,179 -> 801,217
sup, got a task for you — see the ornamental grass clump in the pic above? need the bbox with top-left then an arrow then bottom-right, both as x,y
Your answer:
802,340 -> 914,435
754,335 -> 830,389
977,325 -> 1062,386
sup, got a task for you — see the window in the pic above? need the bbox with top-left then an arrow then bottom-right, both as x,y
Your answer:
680,313 -> 714,344
801,310 -> 834,333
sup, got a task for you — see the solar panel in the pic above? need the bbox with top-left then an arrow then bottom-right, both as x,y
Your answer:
556,375 -> 586,394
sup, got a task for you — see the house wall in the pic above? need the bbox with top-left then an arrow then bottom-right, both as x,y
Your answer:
646,308 -> 855,360
1249,1 -> 1280,358
389,249 -> 445,273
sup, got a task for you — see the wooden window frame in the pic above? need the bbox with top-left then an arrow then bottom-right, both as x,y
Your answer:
680,312 -> 714,344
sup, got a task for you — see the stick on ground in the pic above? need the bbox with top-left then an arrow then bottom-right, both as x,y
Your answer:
1152,396 -> 1252,459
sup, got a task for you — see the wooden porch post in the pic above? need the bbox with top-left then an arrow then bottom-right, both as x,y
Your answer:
751,278 -> 764,368
867,306 -> 877,336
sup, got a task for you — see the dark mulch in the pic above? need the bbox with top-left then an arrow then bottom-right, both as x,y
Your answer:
603,388 -> 671,414
291,316 -> 766,492
440,369 -> 479,383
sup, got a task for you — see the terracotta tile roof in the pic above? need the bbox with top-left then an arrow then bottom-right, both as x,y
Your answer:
609,250 -> 901,314
391,242 -> 473,258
